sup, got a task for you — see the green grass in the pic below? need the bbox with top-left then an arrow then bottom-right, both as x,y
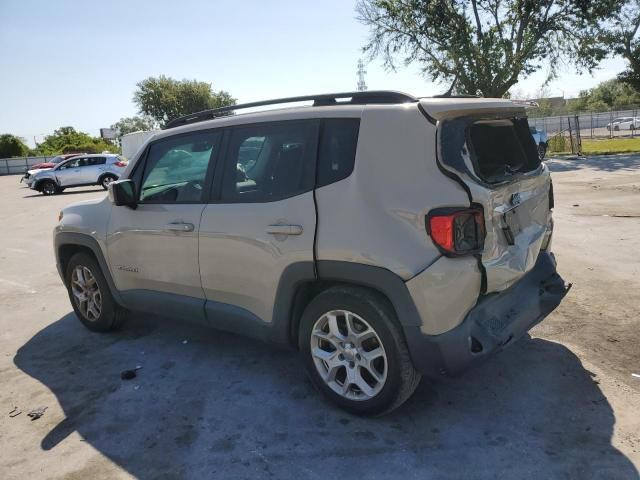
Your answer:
551,137 -> 640,155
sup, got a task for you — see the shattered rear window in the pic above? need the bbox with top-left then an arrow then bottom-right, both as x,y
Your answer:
468,118 -> 540,183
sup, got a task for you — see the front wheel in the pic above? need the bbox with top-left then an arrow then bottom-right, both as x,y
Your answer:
100,174 -> 117,190
40,180 -> 58,195
65,252 -> 126,332
298,286 -> 421,416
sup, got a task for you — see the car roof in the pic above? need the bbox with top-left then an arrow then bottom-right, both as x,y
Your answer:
72,153 -> 118,157
151,92 -> 524,142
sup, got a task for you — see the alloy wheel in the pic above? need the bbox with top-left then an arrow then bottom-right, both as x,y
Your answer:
43,182 -> 56,195
71,265 -> 102,321
102,176 -> 114,188
310,310 -> 388,401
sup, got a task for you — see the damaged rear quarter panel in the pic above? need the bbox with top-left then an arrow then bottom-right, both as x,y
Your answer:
438,115 -> 553,293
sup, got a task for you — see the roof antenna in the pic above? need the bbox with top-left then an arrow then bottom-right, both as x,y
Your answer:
357,59 -> 368,92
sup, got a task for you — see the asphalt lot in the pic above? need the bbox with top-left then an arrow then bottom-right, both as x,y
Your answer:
1,158 -> 639,479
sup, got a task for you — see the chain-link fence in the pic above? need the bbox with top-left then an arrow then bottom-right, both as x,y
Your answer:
529,105 -> 640,139
0,156 -> 55,176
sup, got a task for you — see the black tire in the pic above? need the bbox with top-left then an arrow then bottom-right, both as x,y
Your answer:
40,180 -> 58,195
65,252 -> 126,332
537,143 -> 547,161
100,174 -> 117,190
298,286 -> 421,416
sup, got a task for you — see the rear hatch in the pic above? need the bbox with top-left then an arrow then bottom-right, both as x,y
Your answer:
421,99 -> 553,293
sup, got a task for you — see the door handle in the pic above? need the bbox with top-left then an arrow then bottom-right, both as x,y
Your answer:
266,224 -> 303,236
165,222 -> 195,232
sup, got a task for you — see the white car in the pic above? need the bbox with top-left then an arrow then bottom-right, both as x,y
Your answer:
30,154 -> 127,195
53,91 -> 567,415
607,117 -> 640,131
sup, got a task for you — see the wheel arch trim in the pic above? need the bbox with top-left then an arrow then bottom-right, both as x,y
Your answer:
54,232 -> 123,305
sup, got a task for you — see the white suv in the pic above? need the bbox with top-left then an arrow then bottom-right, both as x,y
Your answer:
31,153 -> 127,195
54,91 -> 569,415
607,116 -> 640,131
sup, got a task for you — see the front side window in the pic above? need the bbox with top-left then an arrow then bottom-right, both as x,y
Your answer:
59,158 -> 82,169
221,122 -> 317,203
139,131 -> 219,203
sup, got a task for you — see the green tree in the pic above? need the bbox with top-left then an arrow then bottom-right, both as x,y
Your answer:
37,127 -> 119,155
133,76 -> 236,126
571,78 -> 640,111
604,0 -> 640,91
357,0 -> 623,97
110,115 -> 157,141
0,134 -> 29,158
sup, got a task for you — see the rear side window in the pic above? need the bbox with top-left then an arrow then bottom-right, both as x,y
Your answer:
317,119 -> 359,187
468,118 -> 539,183
221,121 -> 317,203
87,157 -> 106,166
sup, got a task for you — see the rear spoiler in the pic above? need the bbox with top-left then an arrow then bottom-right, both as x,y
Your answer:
510,100 -> 540,109
419,98 -> 526,122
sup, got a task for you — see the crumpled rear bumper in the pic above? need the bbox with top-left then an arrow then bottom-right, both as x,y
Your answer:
404,251 -> 570,377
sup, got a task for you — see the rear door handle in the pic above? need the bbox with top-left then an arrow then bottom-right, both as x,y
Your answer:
165,222 -> 195,232
266,224 -> 303,236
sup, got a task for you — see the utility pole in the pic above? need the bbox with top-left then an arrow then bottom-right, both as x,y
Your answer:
357,59 -> 368,92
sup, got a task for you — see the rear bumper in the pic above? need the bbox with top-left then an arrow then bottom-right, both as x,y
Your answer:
404,251 -> 569,377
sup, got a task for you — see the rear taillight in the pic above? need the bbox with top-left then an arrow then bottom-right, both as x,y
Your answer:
114,161 -> 127,167
426,207 -> 485,256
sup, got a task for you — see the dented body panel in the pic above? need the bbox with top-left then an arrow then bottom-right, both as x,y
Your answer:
437,113 -> 553,293
468,166 -> 551,292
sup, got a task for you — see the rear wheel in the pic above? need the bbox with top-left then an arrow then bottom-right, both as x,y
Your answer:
299,286 -> 420,416
100,174 -> 117,190
65,252 -> 126,332
40,180 -> 58,195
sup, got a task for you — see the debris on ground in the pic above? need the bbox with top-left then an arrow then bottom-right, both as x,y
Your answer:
8,407 -> 21,418
121,366 -> 142,380
27,407 -> 47,421
572,204 -> 580,207
632,373 -> 640,379
182,340 -> 188,345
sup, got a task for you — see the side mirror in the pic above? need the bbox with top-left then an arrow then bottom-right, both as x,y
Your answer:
108,179 -> 137,209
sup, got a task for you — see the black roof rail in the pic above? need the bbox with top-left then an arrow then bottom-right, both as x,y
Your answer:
431,94 -> 481,98
163,90 -> 417,129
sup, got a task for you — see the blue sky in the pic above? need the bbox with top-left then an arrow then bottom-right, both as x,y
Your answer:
0,0 -> 626,146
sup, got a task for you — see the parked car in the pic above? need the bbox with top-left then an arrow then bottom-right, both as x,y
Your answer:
30,154 -> 127,195
606,117 -> 640,131
21,154 -> 82,185
53,91 -> 568,415
530,126 -> 549,160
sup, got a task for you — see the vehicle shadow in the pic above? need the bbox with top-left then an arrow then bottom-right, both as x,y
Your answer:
14,313 -> 638,479
22,189 -> 105,198
546,153 -> 640,173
